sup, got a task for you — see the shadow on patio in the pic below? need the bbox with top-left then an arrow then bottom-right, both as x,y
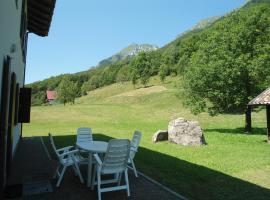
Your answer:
6,133 -> 270,200
5,135 -> 182,200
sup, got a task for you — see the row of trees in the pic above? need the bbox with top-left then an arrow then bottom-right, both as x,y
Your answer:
28,2 -> 270,115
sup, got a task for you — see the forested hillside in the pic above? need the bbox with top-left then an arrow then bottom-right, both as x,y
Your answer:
28,0 -> 270,115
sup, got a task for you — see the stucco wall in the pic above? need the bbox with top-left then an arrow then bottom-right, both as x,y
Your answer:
0,0 -> 26,155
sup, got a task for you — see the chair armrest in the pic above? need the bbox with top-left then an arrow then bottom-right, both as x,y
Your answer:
57,146 -> 74,153
130,146 -> 138,152
59,149 -> 79,158
93,154 -> 102,166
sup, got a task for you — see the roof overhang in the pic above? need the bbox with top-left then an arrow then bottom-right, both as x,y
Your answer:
248,87 -> 270,106
27,0 -> 56,37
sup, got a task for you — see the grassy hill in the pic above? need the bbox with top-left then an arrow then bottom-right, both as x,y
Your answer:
24,76 -> 270,200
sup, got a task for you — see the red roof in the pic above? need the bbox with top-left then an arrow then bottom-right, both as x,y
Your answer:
46,91 -> 57,100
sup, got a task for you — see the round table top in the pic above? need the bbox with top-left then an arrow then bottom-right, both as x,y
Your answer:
76,141 -> 108,153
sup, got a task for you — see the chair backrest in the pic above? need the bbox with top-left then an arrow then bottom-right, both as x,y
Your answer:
130,130 -> 142,159
101,139 -> 130,174
76,127 -> 93,143
48,133 -> 60,159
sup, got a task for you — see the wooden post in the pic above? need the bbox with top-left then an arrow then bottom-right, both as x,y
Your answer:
266,105 -> 270,143
245,105 -> 252,132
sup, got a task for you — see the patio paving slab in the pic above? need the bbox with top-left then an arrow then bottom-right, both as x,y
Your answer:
6,137 -> 184,200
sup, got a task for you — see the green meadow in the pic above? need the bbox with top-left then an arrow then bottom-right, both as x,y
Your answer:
24,77 -> 270,200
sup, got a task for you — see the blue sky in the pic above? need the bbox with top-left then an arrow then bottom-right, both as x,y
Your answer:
26,0 -> 246,84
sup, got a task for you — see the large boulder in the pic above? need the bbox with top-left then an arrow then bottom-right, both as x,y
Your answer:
168,118 -> 206,146
152,130 -> 168,143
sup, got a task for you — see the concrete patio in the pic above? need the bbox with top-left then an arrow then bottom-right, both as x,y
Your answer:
5,137 -> 184,200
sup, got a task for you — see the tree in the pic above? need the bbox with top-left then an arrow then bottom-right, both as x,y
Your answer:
131,52 -> 152,87
116,65 -> 131,83
81,75 -> 101,94
183,3 -> 270,115
57,77 -> 79,105
159,64 -> 171,82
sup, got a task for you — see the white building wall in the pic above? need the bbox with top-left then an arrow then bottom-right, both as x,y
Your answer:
0,0 -> 26,155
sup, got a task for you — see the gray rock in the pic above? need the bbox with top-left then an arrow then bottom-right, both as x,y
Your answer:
152,130 -> 168,143
168,118 -> 206,146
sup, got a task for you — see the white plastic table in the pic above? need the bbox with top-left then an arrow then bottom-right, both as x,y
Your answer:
76,141 -> 108,187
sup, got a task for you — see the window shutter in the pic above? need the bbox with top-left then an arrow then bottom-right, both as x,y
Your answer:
18,88 -> 32,123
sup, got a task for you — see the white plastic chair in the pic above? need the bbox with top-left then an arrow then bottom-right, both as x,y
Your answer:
76,127 -> 93,164
92,139 -> 131,200
49,133 -> 84,187
76,127 -> 93,143
128,130 -> 142,177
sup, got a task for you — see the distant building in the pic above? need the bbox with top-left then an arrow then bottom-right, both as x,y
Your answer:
46,90 -> 57,104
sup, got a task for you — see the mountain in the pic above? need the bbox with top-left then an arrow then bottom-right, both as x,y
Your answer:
176,0 -> 270,38
177,16 -> 221,38
28,0 -> 270,108
98,44 -> 158,66
246,0 -> 270,4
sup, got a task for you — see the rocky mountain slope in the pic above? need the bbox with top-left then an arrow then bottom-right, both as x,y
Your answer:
98,43 -> 158,66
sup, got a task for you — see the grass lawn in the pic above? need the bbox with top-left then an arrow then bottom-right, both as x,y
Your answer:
24,76 -> 270,200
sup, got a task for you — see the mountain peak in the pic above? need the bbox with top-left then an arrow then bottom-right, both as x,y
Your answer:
177,16 -> 221,38
98,44 -> 158,66
245,0 -> 270,6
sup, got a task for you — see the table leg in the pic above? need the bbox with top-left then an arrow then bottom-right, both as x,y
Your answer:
87,152 -> 93,187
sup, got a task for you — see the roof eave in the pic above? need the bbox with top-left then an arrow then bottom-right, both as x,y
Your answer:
27,0 -> 56,37
248,87 -> 270,106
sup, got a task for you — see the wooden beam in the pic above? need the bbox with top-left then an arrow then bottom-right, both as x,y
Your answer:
28,1 -> 52,14
28,8 -> 51,21
28,0 -> 55,10
28,15 -> 50,27
27,23 -> 48,36
267,105 -> 270,143
245,105 -> 252,132
28,20 -> 48,31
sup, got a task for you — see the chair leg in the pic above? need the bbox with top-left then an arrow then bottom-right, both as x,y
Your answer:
97,171 -> 102,200
56,166 -> 66,187
131,159 -> 138,177
117,172 -> 122,186
91,165 -> 96,190
72,164 -> 78,176
74,162 -> 84,183
125,169 -> 130,196
53,164 -> 60,178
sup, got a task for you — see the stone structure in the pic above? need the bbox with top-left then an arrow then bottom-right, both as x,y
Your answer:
152,130 -> 168,143
168,118 -> 205,146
